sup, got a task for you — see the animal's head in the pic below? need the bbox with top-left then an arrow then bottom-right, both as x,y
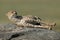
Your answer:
6,10 -> 17,17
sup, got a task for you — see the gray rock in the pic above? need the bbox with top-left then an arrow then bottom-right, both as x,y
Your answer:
0,23 -> 60,40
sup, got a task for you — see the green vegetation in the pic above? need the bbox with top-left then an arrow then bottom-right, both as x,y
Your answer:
0,0 -> 60,32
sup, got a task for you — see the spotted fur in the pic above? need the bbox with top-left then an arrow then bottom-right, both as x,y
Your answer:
6,10 -> 56,30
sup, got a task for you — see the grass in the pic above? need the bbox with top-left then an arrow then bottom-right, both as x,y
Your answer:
0,0 -> 60,32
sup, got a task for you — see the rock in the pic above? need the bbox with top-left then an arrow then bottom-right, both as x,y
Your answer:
0,23 -> 60,40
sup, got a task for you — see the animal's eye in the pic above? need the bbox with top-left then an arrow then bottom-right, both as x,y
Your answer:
11,11 -> 14,13
11,11 -> 15,14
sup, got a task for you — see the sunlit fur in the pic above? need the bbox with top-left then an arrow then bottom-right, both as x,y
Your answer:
6,10 -> 56,30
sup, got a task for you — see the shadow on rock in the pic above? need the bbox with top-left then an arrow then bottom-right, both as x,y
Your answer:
0,23 -> 60,40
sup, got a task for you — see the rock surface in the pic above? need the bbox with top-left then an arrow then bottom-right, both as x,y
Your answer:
0,23 -> 60,40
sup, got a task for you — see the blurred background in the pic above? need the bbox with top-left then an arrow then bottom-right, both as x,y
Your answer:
0,0 -> 60,32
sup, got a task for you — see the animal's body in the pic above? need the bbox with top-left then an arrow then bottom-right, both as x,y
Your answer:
6,10 -> 56,30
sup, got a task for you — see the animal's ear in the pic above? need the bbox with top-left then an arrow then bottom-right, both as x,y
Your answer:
12,10 -> 17,15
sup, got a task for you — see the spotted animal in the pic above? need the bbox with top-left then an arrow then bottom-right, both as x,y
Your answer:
6,10 -> 56,30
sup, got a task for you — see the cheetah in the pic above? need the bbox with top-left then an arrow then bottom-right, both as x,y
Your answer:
6,10 -> 56,30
